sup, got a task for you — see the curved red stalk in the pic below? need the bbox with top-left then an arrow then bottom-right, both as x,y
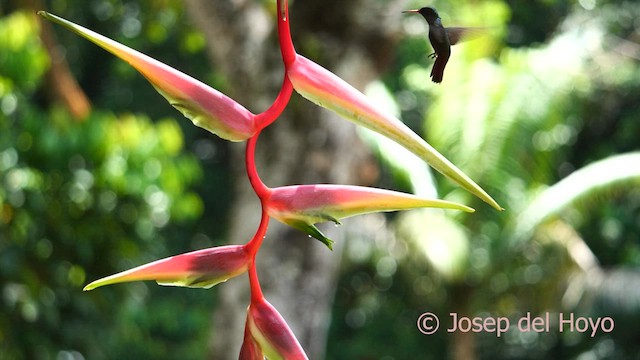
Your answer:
277,0 -> 296,66
255,75 -> 293,130
245,209 -> 269,302
248,256 -> 264,302
245,208 -> 270,258
246,132 -> 270,200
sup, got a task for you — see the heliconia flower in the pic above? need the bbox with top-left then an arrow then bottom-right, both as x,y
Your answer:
83,245 -> 250,291
38,11 -> 256,141
264,184 -> 475,249
245,297 -> 309,360
286,54 -> 502,211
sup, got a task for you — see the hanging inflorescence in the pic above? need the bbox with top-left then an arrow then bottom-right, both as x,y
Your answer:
40,1 -> 501,358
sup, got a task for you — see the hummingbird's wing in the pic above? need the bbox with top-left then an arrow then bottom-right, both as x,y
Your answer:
446,27 -> 487,46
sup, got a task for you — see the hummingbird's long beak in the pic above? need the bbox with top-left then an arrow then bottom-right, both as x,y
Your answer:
402,9 -> 419,13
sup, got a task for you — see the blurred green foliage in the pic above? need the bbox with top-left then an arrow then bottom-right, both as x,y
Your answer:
0,9 -> 216,360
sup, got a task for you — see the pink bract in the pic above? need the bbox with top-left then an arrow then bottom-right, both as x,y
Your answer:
287,54 -> 502,210
83,245 -> 250,290
265,184 -> 474,248
38,12 -> 257,141
245,298 -> 309,360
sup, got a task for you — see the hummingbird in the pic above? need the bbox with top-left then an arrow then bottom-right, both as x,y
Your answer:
403,7 -> 476,83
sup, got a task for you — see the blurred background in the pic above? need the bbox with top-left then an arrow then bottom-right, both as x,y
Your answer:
1,0 -> 640,359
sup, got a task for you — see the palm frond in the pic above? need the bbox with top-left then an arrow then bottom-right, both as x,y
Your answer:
509,152 -> 640,245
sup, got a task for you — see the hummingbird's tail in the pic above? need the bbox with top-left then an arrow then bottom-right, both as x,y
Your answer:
430,54 -> 449,83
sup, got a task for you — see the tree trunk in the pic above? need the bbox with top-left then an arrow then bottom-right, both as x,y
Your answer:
450,285 -> 477,360
184,1 -> 404,358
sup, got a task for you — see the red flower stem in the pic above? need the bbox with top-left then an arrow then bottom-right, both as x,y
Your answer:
245,131 -> 270,200
245,207 -> 270,257
244,0 -> 298,304
246,209 -> 269,301
277,0 -> 296,66
248,255 -> 264,302
255,75 -> 293,130
244,127 -> 270,256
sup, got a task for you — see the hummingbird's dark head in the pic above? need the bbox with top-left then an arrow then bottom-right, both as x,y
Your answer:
403,7 -> 440,25
418,7 -> 440,24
